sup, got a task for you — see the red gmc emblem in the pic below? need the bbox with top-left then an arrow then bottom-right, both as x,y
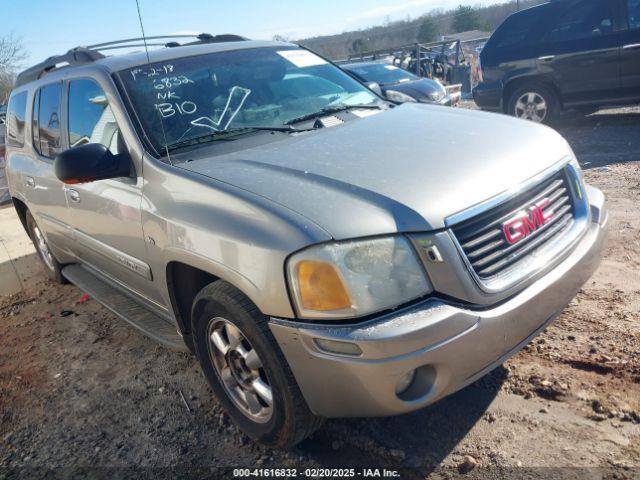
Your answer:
502,198 -> 555,245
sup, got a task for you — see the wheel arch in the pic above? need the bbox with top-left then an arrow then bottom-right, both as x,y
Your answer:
11,197 -> 30,239
165,259 -> 280,338
165,261 -> 221,336
502,75 -> 561,113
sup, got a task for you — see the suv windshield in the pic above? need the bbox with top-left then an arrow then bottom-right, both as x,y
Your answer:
119,47 -> 379,155
345,64 -> 418,86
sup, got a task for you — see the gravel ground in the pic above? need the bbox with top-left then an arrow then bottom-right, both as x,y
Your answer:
1,105 -> 639,479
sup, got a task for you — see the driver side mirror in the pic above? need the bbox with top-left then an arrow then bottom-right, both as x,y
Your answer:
54,143 -> 131,184
367,82 -> 383,96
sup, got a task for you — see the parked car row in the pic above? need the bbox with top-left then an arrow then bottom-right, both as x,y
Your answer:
475,0 -> 640,123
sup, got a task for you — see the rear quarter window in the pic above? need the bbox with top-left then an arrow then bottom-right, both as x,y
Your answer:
483,5 -> 553,64
6,91 -> 28,148
492,11 -> 541,49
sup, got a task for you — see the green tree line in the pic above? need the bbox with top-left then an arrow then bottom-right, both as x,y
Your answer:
300,0 -> 546,60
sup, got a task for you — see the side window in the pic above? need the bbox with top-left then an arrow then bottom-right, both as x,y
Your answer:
6,91 -> 28,148
492,12 -> 540,49
629,0 -> 640,30
544,0 -> 614,43
68,79 -> 120,154
33,83 -> 62,158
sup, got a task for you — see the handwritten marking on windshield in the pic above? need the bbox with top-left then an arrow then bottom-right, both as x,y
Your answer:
189,86 -> 252,132
157,91 -> 180,101
130,64 -> 175,81
153,75 -> 195,90
155,101 -> 198,118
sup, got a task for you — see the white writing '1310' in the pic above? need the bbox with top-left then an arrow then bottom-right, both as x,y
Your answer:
155,101 -> 198,118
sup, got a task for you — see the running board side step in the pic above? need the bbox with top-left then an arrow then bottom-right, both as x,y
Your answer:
62,264 -> 189,352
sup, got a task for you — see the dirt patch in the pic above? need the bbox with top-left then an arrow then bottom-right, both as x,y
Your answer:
1,106 -> 640,478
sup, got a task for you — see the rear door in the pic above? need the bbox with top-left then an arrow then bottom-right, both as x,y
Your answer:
24,83 -> 75,255
536,0 -> 622,106
620,0 -> 640,98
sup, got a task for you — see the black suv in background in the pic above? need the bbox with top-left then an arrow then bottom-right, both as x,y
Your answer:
474,0 -> 640,122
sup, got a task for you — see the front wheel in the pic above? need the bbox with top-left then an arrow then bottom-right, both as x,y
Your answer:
508,85 -> 558,124
192,281 -> 323,447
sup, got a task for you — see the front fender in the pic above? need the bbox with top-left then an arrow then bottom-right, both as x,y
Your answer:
141,157 -> 332,320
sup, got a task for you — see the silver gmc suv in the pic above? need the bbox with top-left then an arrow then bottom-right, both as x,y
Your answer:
5,35 -> 608,447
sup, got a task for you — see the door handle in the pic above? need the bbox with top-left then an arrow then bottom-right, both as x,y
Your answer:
538,55 -> 555,61
25,176 -> 35,188
66,188 -> 81,203
623,43 -> 640,50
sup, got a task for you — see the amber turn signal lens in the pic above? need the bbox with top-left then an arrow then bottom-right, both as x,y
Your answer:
296,260 -> 351,312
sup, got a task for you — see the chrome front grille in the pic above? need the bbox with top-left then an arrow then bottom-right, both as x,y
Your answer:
451,169 -> 576,280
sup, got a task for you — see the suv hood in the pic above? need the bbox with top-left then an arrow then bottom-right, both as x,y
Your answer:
179,104 -> 571,240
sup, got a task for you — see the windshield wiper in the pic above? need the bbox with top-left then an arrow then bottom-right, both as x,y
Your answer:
165,125 -> 315,153
285,104 -> 384,125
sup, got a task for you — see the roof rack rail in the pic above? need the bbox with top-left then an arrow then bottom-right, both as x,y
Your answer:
15,47 -> 105,88
87,33 -> 249,50
15,33 -> 249,88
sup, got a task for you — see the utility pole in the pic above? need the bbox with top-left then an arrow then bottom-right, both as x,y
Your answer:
516,0 -> 520,11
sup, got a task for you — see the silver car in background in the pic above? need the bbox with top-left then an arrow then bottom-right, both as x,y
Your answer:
5,36 -> 607,447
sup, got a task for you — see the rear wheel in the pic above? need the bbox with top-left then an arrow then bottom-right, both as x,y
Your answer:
192,281 -> 323,447
508,84 -> 558,124
25,211 -> 67,284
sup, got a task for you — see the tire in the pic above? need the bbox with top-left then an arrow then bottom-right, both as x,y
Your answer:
507,84 -> 558,124
192,281 -> 323,448
25,211 -> 67,284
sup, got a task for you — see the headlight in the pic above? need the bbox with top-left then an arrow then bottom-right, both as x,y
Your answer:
428,82 -> 446,102
385,90 -> 417,103
287,236 -> 431,320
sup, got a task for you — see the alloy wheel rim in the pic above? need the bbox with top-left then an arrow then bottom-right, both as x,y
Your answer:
515,92 -> 547,123
207,318 -> 273,423
33,225 -> 55,271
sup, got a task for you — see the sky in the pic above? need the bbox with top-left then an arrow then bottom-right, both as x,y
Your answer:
4,0 -> 505,67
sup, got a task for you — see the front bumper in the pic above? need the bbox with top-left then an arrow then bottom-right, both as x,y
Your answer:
473,81 -> 503,111
269,190 -> 608,418
438,92 -> 461,107
419,94 -> 457,107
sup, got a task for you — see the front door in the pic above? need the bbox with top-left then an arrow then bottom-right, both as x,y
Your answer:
620,0 -> 640,98
536,0 -> 622,106
63,77 -> 166,311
